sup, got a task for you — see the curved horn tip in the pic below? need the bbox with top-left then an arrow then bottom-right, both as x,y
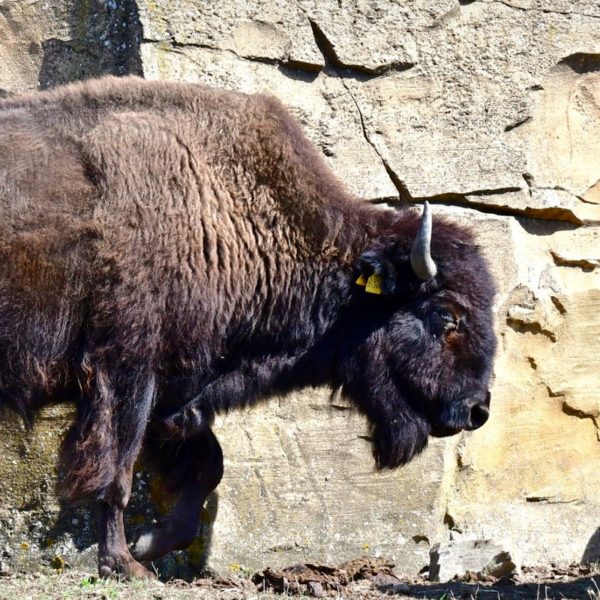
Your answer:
410,201 -> 438,281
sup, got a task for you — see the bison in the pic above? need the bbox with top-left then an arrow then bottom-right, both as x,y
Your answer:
0,76 -> 496,578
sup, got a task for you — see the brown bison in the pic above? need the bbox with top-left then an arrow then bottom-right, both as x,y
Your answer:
0,77 -> 496,578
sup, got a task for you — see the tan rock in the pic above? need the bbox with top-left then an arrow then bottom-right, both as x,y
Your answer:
0,0 -> 70,94
297,0 -> 424,73
515,54 -> 600,199
209,388 -> 447,573
140,42 -> 398,200
0,0 -> 142,93
479,0 -> 600,18
446,219 -> 600,565
137,0 -> 323,68
346,2 -> 600,209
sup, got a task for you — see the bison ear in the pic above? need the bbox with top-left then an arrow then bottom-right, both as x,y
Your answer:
355,246 -> 409,296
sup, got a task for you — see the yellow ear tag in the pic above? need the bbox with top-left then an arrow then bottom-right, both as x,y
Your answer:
355,274 -> 367,287
365,274 -> 383,295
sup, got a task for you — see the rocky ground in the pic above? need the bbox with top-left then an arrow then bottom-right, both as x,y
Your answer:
0,558 -> 598,600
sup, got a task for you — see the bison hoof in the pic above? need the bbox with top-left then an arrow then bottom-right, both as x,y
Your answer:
98,555 -> 156,580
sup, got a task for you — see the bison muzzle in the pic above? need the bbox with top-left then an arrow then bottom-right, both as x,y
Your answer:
0,77 -> 497,578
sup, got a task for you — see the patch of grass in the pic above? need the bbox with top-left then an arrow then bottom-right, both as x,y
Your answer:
0,571 -> 272,600
1,566 -> 600,600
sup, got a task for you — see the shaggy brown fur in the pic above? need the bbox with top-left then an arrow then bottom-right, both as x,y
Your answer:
0,76 -> 496,578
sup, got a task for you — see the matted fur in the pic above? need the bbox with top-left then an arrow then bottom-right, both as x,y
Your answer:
0,77 -> 496,571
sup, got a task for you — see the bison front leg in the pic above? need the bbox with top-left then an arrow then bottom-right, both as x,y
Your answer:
97,370 -> 157,579
98,502 -> 154,579
63,364 -> 157,579
132,427 -> 224,562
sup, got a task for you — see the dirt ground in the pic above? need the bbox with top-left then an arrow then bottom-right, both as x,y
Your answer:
0,558 -> 598,600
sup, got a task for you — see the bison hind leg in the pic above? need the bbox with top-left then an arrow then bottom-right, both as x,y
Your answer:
132,426 -> 223,563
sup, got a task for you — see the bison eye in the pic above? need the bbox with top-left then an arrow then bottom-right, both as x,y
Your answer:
440,312 -> 458,332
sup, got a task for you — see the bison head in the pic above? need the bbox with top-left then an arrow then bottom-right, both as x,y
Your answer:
340,203 -> 497,469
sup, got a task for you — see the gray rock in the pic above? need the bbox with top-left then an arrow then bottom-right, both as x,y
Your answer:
137,0 -> 323,68
372,573 -> 410,593
429,540 -> 520,583
0,559 -> 10,577
307,580 -> 324,597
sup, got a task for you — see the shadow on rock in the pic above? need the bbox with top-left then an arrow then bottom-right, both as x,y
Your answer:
402,576 -> 600,600
583,527 -> 600,564
44,473 -> 219,581
38,0 -> 142,89
146,491 -> 220,582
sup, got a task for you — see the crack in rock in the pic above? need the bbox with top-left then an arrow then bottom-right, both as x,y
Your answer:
297,10 -> 596,227
305,17 -> 407,201
342,85 -> 409,202
306,17 -> 414,76
550,296 -> 567,315
562,400 -> 599,421
525,495 -> 580,504
412,191 -> 586,225
561,401 -> 600,441
546,385 -> 600,440
144,34 -> 323,73
526,356 -> 538,370
550,251 -> 599,272
487,0 -> 600,20
504,116 -> 532,132
506,318 -> 557,342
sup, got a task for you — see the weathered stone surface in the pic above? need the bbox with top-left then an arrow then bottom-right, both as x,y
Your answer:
0,0 -> 70,94
429,539 -> 520,582
297,0 -> 425,74
0,0 -> 142,95
37,0 -> 143,89
344,2 -> 600,212
137,0 -> 323,68
479,0 -> 600,18
445,216 -> 600,565
0,405 -> 98,572
208,389 -> 446,573
514,53 -> 600,201
141,43 -> 397,200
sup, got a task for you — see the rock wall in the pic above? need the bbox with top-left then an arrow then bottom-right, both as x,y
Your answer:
0,0 -> 599,578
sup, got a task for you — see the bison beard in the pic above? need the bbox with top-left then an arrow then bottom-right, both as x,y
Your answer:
0,77 -> 497,578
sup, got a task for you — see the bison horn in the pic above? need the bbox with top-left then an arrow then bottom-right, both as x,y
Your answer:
410,201 -> 437,281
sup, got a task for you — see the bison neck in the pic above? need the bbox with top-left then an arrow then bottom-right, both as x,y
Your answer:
185,203 -> 397,413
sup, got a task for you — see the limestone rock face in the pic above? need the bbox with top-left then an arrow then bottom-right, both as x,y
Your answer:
0,0 -> 70,94
429,539 -> 520,582
210,390 -> 444,573
0,0 -> 599,579
0,0 -> 141,93
137,0 -> 323,69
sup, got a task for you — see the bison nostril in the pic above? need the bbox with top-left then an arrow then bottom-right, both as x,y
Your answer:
468,403 -> 490,430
